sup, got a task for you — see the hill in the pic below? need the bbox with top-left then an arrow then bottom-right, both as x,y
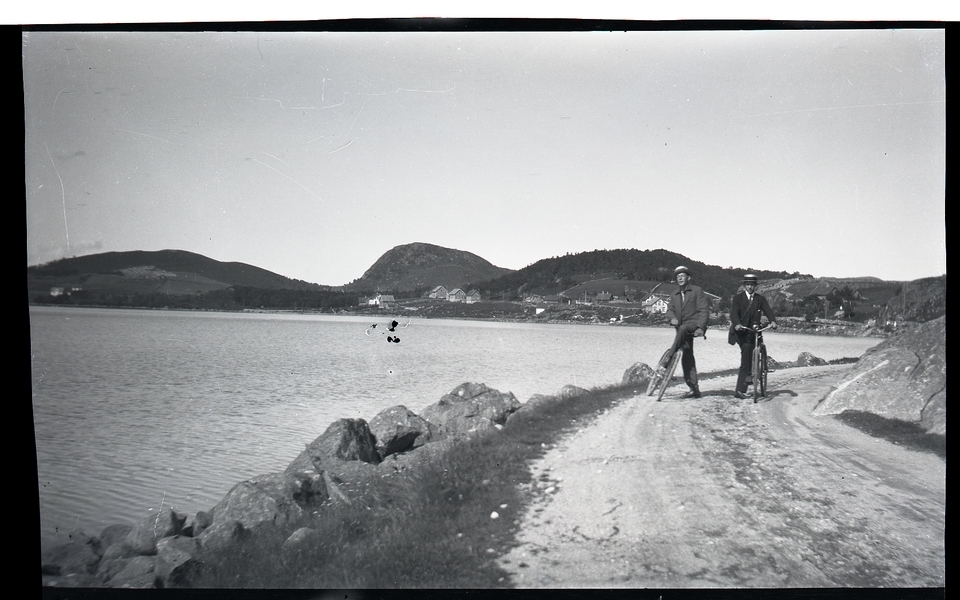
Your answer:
27,249 -> 328,300
472,248 -> 804,301
344,242 -> 514,293
874,275 -> 946,326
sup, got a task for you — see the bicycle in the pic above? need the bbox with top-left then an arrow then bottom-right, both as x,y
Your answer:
646,327 -> 686,402
742,324 -> 772,402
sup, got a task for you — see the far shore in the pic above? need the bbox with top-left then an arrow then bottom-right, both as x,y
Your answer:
28,301 -> 891,339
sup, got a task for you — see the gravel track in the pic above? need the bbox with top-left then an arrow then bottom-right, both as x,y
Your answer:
499,365 -> 945,588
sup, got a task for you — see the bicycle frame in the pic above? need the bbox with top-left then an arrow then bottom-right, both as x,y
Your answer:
742,324 -> 772,402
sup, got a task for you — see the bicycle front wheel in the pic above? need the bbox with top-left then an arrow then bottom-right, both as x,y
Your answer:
759,344 -> 768,398
657,349 -> 682,402
752,346 -> 763,402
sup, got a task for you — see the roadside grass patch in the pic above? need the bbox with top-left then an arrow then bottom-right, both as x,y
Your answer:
834,411 -> 945,459
186,383 -> 633,588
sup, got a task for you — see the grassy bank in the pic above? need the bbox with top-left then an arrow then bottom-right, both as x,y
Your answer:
186,383 -> 637,588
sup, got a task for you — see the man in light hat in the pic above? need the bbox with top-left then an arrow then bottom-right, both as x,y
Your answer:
664,265 -> 710,398
729,273 -> 778,399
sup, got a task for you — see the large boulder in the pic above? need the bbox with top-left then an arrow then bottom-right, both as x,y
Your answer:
286,418 -> 380,474
419,382 -> 521,438
795,351 -> 828,367
622,362 -> 656,387
101,541 -> 138,562
559,384 -> 589,399
196,520 -> 249,553
377,436 -> 460,474
368,405 -> 434,460
813,316 -> 945,434
520,393 -> 561,413
41,531 -> 102,576
182,510 -> 213,538
99,524 -> 133,549
209,471 -> 326,533
155,535 -> 202,587
105,555 -> 160,588
97,557 -> 131,584
124,508 -> 185,555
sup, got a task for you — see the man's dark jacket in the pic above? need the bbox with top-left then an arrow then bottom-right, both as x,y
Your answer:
729,291 -> 777,344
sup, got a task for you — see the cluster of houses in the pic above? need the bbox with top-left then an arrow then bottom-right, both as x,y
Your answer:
426,286 -> 482,303
361,286 -> 482,308
49,286 -> 83,297
522,289 -> 675,314
558,281 -> 699,314
362,280 -> 732,314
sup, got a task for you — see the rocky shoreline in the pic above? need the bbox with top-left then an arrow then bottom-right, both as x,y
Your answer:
40,317 -> 944,588
41,380 -> 533,588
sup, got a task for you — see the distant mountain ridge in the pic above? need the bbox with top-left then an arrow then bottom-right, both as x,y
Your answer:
27,249 -> 328,296
27,246 -> 944,327
345,242 -> 514,292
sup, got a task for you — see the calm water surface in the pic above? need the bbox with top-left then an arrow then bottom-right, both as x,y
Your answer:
30,305 -> 879,549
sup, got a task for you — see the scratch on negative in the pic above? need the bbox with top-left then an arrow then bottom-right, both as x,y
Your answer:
52,87 -> 73,115
329,140 -> 354,153
250,157 -> 327,205
170,338 -> 200,352
154,491 -> 166,539
259,151 -> 290,167
345,100 -> 366,137
44,142 -> 69,250
115,128 -> 173,144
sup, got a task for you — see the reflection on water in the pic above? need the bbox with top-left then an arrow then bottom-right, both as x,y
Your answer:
30,306 -> 879,549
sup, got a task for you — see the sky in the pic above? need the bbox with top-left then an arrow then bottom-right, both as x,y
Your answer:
23,26 -> 946,285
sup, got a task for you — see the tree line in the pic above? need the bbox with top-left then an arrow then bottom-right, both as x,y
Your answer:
471,248 -> 803,299
30,286 -> 364,311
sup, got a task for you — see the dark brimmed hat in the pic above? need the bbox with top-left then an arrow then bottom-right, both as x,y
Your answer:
742,274 -> 759,284
674,265 -> 690,276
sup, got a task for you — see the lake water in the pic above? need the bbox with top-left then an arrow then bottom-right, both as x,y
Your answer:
30,305 -> 880,550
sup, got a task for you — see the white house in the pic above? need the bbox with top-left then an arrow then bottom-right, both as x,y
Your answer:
369,294 -> 397,308
447,288 -> 466,302
642,294 -> 670,314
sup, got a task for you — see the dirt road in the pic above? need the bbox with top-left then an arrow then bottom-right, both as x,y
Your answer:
499,365 -> 945,588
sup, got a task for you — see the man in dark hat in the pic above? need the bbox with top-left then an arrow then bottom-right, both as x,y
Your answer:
664,265 -> 710,398
729,274 -> 778,399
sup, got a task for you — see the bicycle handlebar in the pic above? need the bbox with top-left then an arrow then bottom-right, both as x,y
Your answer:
739,324 -> 773,333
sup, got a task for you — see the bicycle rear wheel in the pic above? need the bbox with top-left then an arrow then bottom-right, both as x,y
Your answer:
657,349 -> 682,402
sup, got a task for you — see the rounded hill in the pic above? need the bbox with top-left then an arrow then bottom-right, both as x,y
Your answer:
346,242 -> 514,292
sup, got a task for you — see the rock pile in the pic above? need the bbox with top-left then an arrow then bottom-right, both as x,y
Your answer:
41,381 -> 523,588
